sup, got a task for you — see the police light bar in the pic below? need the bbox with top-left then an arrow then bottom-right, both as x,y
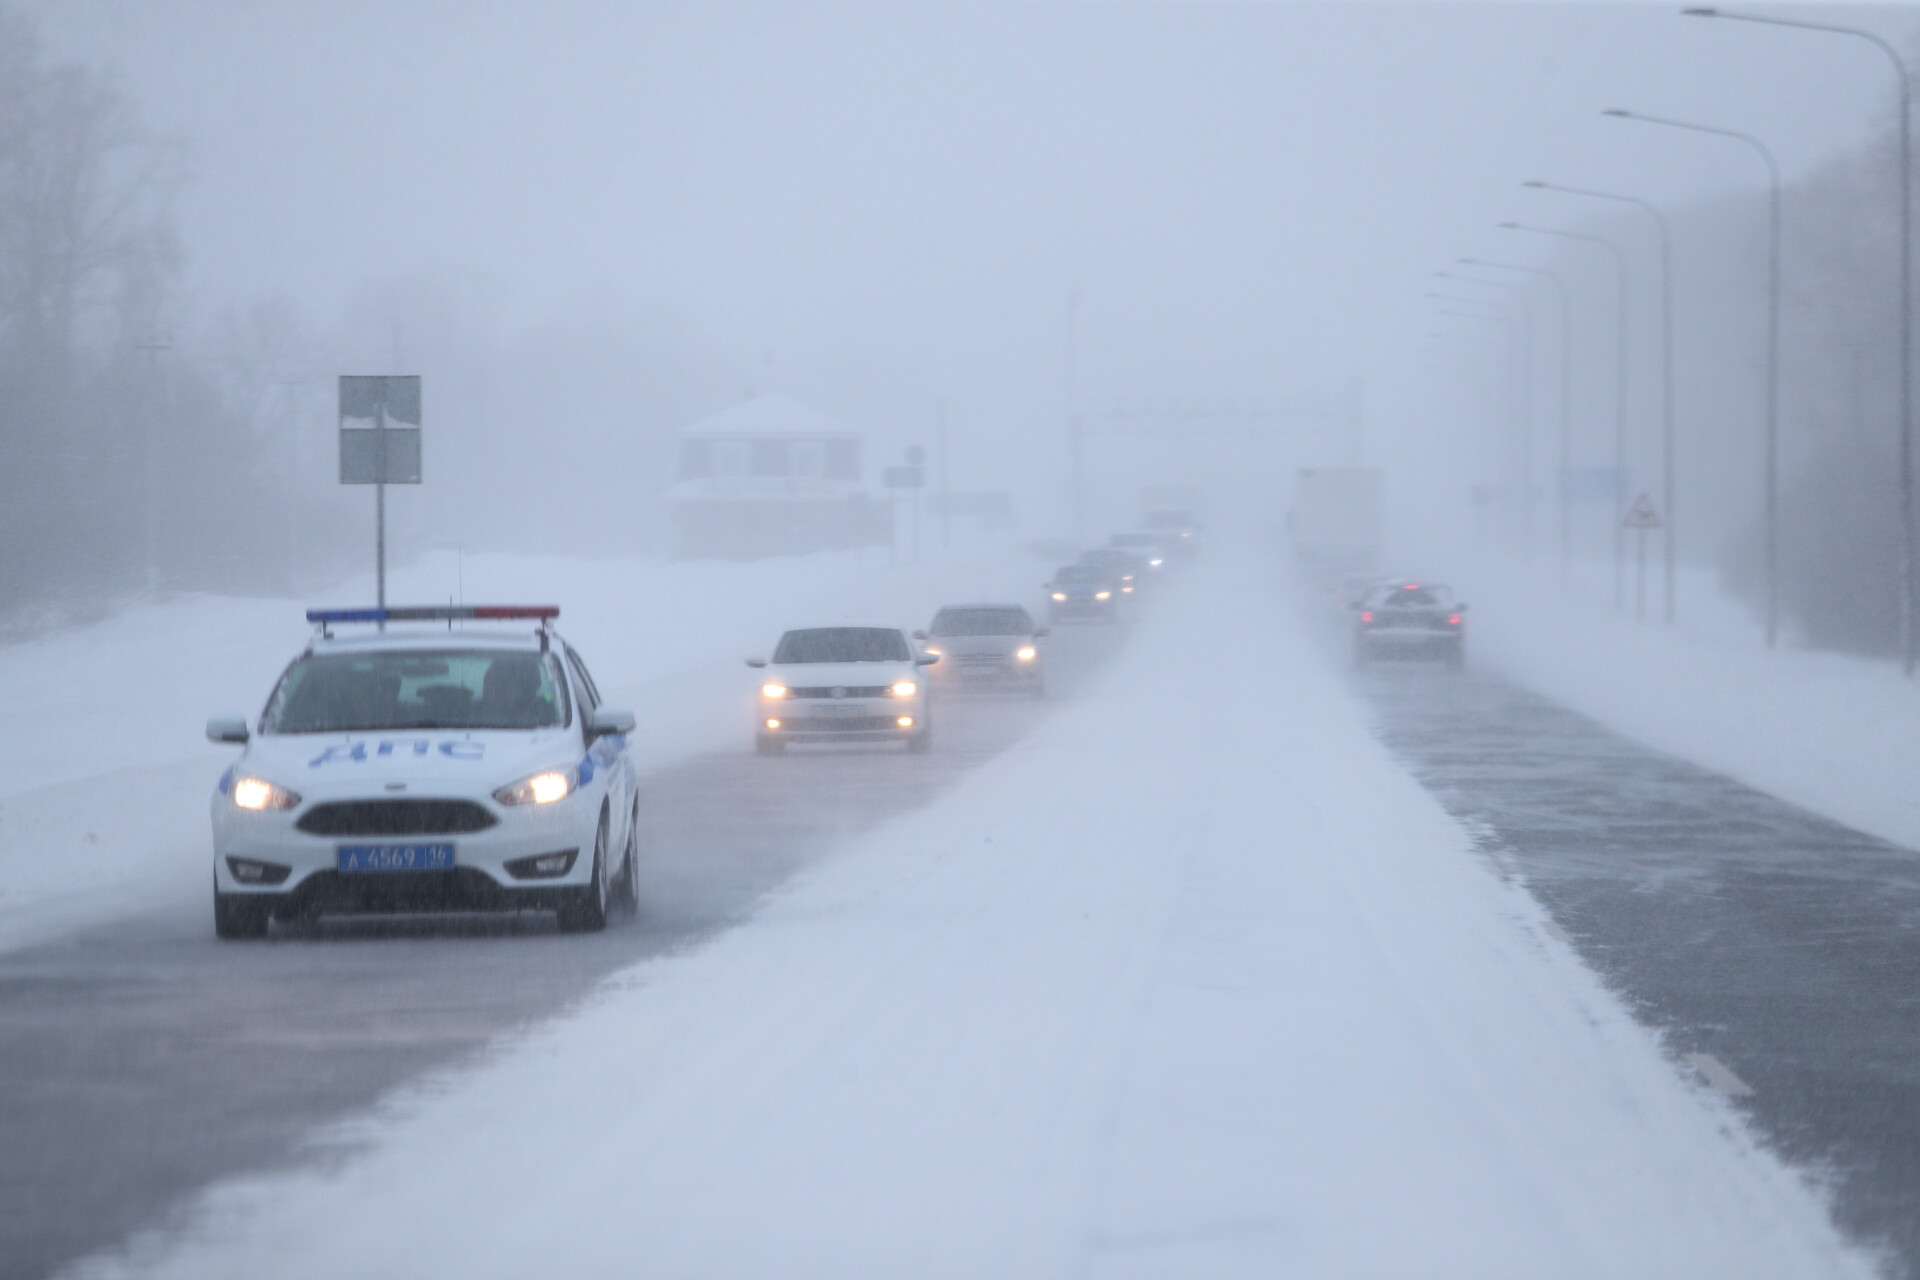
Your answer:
306,605 -> 560,624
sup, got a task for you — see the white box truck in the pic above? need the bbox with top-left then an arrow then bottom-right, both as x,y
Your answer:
1291,467 -> 1384,575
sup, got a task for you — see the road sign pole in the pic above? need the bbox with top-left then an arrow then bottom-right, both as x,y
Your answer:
1636,526 -> 1647,623
375,398 -> 387,625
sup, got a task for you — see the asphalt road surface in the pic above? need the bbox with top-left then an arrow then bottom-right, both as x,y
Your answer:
0,621 -> 1128,1280
1364,661 -> 1920,1279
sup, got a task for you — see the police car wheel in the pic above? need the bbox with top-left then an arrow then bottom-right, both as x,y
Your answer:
556,813 -> 611,934
614,802 -> 641,913
213,889 -> 273,940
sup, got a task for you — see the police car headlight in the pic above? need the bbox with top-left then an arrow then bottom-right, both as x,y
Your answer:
890,680 -> 918,698
231,777 -> 301,811
494,767 -> 578,806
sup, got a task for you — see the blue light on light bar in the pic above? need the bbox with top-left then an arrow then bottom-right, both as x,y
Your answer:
307,605 -> 559,624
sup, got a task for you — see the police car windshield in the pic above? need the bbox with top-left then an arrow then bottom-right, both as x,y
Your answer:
262,649 -> 567,733
931,608 -> 1033,637
773,628 -> 910,664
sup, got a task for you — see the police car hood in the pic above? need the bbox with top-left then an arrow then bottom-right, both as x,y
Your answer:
244,729 -> 583,798
767,660 -> 919,688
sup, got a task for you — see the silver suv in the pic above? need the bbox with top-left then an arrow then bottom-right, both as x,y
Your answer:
916,604 -> 1047,697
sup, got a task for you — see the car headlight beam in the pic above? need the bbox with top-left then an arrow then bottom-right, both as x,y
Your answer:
231,776 -> 301,811
494,767 -> 579,806
761,682 -> 789,699
890,680 -> 918,698
1015,646 -> 1037,661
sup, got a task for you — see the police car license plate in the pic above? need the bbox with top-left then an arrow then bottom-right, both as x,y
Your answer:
337,844 -> 455,872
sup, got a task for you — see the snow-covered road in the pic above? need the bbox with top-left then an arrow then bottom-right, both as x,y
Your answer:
62,552 -> 1871,1280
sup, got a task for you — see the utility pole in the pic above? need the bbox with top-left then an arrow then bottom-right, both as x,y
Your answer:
136,333 -> 171,594
935,397 -> 952,549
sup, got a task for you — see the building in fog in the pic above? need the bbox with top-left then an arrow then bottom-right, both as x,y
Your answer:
667,394 -> 890,560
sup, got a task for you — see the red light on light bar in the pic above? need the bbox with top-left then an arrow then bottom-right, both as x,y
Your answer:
469,606 -> 560,620
1361,611 -> 1374,622
1448,613 -> 1461,625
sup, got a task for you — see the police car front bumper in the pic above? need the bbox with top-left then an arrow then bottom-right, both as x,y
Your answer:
211,791 -> 598,914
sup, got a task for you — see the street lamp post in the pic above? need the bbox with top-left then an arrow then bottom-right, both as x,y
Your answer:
1429,322 -> 1514,548
1463,257 -> 1576,570
1684,7 -> 1914,669
1434,298 -> 1528,545
1500,221 -> 1634,609
1065,288 -> 1084,546
1439,272 -> 1539,552
1524,180 -> 1678,625
1604,106 -> 1783,649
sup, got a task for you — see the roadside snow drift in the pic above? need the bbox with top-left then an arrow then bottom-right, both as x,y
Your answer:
67,554 -> 1873,1280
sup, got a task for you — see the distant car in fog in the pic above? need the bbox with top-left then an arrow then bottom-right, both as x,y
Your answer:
1352,581 -> 1466,668
916,604 -> 1048,697
1106,532 -> 1171,570
1141,508 -> 1202,554
204,606 -> 641,939
749,625 -> 937,755
1046,565 -> 1122,622
1076,547 -> 1147,596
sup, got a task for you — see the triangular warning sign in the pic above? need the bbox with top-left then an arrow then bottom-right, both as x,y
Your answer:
1621,493 -> 1662,529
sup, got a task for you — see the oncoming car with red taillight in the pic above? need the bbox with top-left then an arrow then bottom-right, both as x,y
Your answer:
205,606 -> 639,939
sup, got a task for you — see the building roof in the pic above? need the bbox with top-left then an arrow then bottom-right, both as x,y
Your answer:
679,393 -> 858,440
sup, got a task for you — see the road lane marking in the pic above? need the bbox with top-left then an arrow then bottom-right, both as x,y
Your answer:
1684,1052 -> 1756,1098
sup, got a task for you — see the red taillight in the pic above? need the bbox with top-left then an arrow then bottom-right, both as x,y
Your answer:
1361,611 -> 1374,623
1448,613 -> 1461,626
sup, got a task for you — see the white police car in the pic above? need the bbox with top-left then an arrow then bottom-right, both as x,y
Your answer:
205,606 -> 639,939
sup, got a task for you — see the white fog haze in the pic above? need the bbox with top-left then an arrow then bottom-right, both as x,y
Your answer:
7,3 -> 1920,1278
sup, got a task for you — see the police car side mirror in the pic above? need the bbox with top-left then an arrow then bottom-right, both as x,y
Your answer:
206,716 -> 250,745
588,707 -> 636,739
745,657 -> 767,669
916,653 -> 940,666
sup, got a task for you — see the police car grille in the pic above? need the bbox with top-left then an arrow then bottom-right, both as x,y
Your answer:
790,685 -> 890,699
297,800 -> 498,837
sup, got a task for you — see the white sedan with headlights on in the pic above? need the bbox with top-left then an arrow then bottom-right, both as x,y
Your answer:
749,625 -> 938,755
205,605 -> 639,939
915,603 -> 1047,697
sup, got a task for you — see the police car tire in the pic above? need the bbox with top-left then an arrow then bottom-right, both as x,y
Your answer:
214,891 -> 273,940
614,803 -> 641,912
556,814 -> 611,934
